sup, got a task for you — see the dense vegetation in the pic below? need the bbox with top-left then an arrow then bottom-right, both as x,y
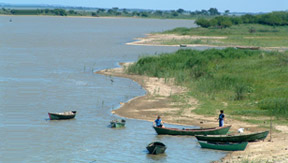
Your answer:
127,48 -> 288,119
196,11 -> 288,28
0,7 -> 222,19
0,8 -> 69,16
162,24 -> 288,47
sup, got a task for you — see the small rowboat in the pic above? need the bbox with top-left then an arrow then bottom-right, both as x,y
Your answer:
110,119 -> 126,128
236,46 -> 260,50
153,125 -> 231,136
48,111 -> 77,120
146,142 -> 167,154
198,141 -> 248,151
196,131 -> 269,142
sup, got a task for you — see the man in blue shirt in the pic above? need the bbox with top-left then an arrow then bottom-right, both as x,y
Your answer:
218,110 -> 225,127
154,115 -> 164,128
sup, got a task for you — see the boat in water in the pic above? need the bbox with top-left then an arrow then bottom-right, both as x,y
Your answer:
196,130 -> 269,142
146,142 -> 167,154
48,111 -> 77,120
110,119 -> 126,128
198,141 -> 248,151
153,125 -> 231,136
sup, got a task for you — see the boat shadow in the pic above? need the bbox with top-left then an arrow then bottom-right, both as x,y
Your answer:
145,151 -> 167,161
45,118 -> 76,122
107,124 -> 126,129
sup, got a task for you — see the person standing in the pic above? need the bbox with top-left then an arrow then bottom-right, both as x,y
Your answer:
154,115 -> 164,128
218,110 -> 225,127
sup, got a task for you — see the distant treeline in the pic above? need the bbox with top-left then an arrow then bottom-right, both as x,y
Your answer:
196,11 -> 288,28
1,8 -> 69,16
0,7 -> 223,18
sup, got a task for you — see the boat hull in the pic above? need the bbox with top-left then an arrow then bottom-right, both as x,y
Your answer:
236,46 -> 260,50
110,122 -> 125,128
198,141 -> 248,151
196,131 -> 269,142
48,111 -> 76,120
110,119 -> 126,128
153,125 -> 231,136
146,142 -> 167,154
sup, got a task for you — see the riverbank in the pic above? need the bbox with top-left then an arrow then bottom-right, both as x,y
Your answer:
96,63 -> 288,162
126,33 -> 288,52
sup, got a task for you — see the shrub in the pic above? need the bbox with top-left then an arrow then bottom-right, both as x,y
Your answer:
258,98 -> 288,117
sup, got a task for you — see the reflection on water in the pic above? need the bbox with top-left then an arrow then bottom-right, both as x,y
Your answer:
146,153 -> 168,162
0,16 -> 226,162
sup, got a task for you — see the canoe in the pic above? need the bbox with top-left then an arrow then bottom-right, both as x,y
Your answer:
196,131 -> 269,142
236,46 -> 260,50
48,111 -> 76,120
110,119 -> 126,128
198,141 -> 248,151
153,125 -> 231,136
146,142 -> 167,154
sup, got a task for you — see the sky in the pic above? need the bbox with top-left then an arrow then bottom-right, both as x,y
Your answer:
1,0 -> 287,13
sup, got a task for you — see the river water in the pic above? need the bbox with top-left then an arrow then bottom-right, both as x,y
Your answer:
0,16 -> 226,162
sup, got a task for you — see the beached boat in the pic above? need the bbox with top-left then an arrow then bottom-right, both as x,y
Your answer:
179,44 -> 187,47
48,111 -> 77,120
236,46 -> 260,50
146,142 -> 167,154
196,130 -> 269,142
153,125 -> 231,136
110,119 -> 126,128
198,141 -> 248,151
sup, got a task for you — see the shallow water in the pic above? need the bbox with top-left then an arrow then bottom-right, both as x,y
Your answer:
0,16 -> 226,162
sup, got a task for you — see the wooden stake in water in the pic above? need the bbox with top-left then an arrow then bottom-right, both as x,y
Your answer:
270,114 -> 272,142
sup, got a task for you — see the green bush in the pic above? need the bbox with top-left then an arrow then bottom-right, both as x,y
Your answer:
127,48 -> 288,118
259,98 -> 288,117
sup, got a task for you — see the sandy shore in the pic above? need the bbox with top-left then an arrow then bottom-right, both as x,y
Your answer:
96,63 -> 288,162
126,33 -> 288,52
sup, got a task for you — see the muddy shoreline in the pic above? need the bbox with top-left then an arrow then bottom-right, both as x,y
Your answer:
96,63 -> 288,162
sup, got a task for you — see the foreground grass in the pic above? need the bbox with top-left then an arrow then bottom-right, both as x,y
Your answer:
161,24 -> 288,47
126,48 -> 288,123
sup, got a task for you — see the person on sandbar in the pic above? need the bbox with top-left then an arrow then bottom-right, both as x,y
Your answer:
154,115 -> 164,128
218,110 -> 225,127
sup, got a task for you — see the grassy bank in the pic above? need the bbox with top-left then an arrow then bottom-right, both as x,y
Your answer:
161,24 -> 288,48
126,48 -> 288,124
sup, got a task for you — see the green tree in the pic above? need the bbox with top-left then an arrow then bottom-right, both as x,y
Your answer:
154,10 -> 163,16
171,10 -> 179,17
195,18 -> 211,28
224,10 -> 230,15
177,8 -> 185,14
208,8 -> 220,15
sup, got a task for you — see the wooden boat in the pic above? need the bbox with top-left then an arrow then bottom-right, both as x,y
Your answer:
146,142 -> 167,154
179,44 -> 187,47
236,46 -> 260,50
198,141 -> 248,151
110,119 -> 126,128
153,125 -> 231,136
196,130 -> 269,142
48,111 -> 76,120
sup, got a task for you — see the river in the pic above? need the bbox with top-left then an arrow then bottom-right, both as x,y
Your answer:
0,16 -> 226,162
